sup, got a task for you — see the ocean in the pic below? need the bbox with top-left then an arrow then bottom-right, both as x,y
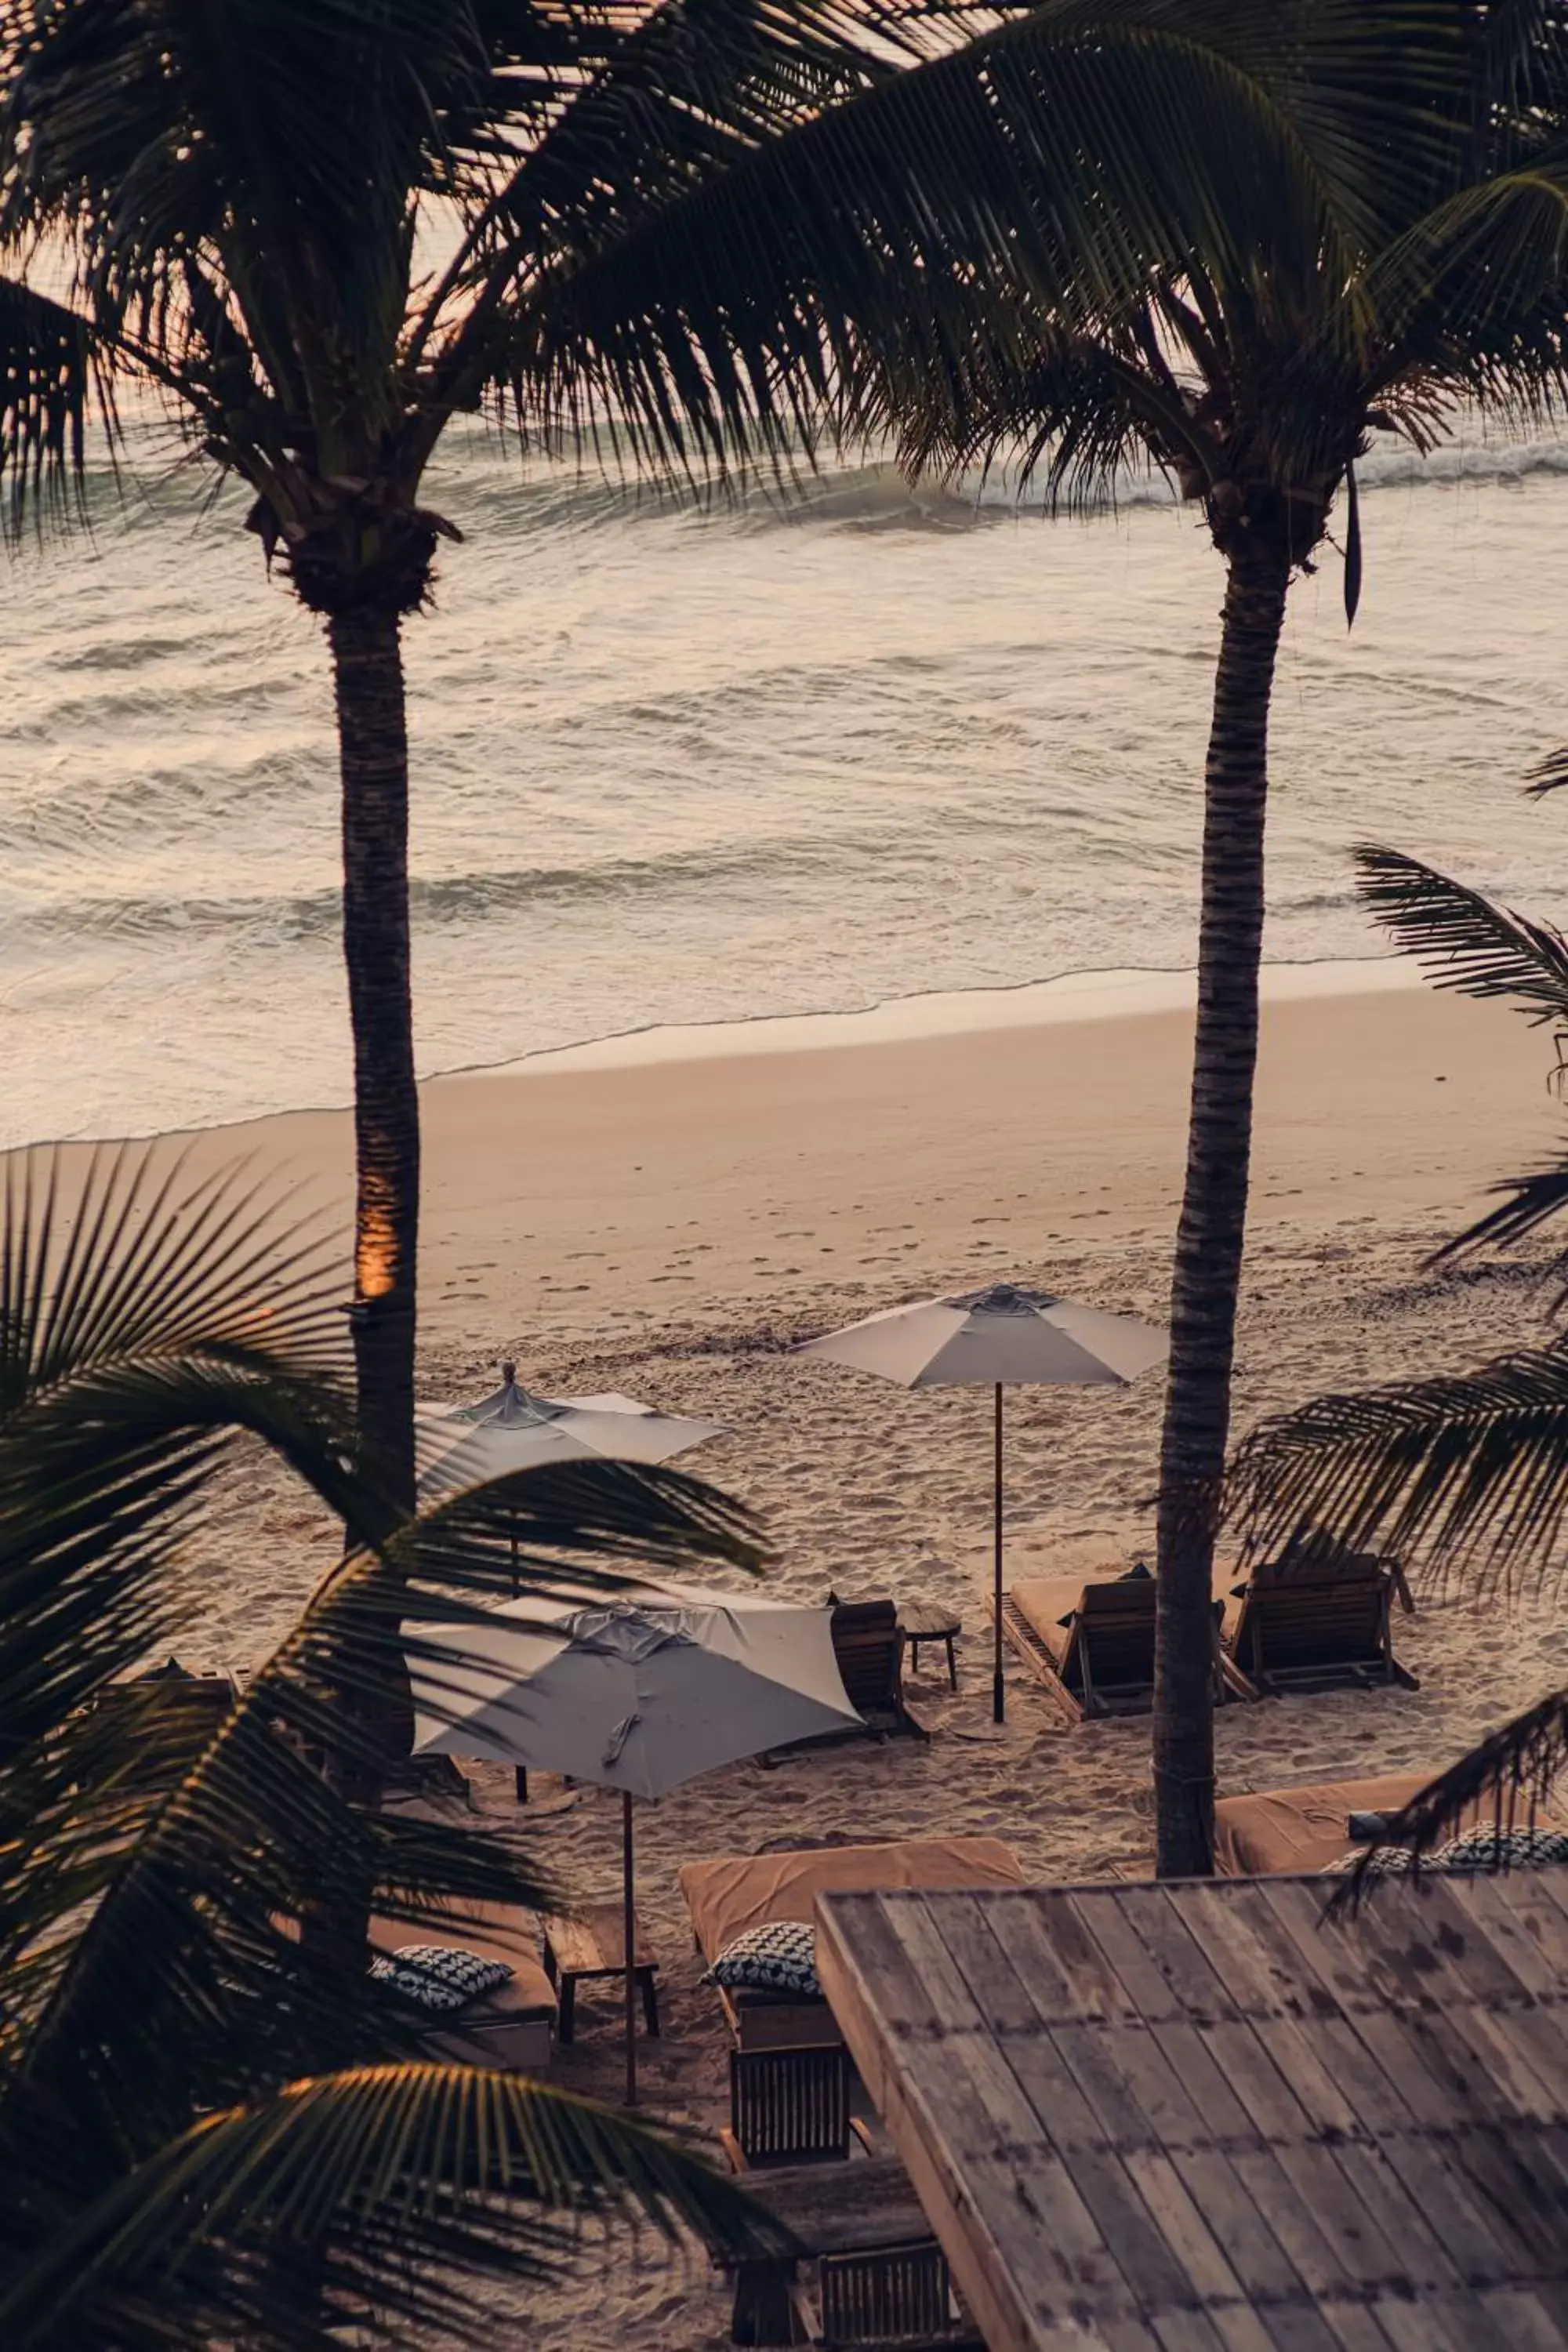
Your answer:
3,423 -> 1567,1149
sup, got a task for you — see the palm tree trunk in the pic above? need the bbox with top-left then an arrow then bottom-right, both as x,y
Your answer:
1153,541 -> 1291,1878
327,601 -> 419,1758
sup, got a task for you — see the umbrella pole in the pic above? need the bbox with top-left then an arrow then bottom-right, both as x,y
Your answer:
993,1382 -> 1005,1724
510,1526 -> 528,1805
623,1790 -> 637,2108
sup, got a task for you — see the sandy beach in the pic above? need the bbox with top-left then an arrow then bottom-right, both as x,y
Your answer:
152,971 -> 1568,2345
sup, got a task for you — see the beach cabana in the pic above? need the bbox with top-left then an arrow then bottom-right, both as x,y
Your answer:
408,1582 -> 860,2103
797,1283 -> 1165,1721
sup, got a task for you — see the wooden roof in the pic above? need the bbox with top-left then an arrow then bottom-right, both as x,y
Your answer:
814,1873 -> 1568,2352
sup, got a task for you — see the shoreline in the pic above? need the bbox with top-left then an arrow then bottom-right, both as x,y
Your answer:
30,952 -> 1424,1156
463,951 -> 1421,1082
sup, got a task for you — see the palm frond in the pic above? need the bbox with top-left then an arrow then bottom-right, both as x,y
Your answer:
1528,737 -> 1568,796
7,1406 -> 761,2245
1353,844 -> 1568,1031
518,0 -> 1454,474
1227,1338 -> 1568,1599
0,271 -> 102,536
1328,1686 -> 1568,1914
1,2064 -> 786,2351
1439,1155 -> 1568,1274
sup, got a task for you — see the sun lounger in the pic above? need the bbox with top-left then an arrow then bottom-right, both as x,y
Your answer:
1213,1770 -> 1568,1877
762,1599 -> 927,1761
830,1599 -> 925,1737
999,1571 -> 1224,1720
681,1835 -> 1025,2050
368,1903 -> 557,2071
1216,1543 -> 1416,1695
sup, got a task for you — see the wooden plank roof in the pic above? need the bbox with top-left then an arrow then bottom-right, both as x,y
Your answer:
814,1874 -> 1568,2352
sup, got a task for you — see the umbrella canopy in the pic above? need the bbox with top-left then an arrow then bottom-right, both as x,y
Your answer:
411,1583 -> 858,1799
797,1283 -> 1166,1722
419,1363 -> 726,1495
409,1584 -> 859,2102
797,1282 -> 1166,1387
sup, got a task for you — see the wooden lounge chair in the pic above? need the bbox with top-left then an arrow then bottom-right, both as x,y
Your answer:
764,1601 -> 927,1760
1218,1541 -> 1416,1697
830,1600 -> 927,1740
818,2243 -> 981,2348
997,1573 -> 1225,1721
720,2044 -> 873,2172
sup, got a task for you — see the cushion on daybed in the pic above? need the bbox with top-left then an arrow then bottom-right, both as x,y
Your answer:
1323,1825 -> 1568,1877
370,1943 -> 513,2013
680,1834 -> 1025,1968
705,1921 -> 821,1998
368,1906 -> 556,2022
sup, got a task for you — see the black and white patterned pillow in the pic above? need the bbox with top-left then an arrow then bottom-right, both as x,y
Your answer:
1323,1827 -> 1568,1878
370,1944 -> 514,2014
1320,1845 -> 1416,1877
1431,1828 -> 1568,1874
705,1922 -> 821,1998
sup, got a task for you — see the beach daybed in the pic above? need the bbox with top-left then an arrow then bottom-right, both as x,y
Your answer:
999,1570 -> 1221,1720
681,1835 -> 1025,2050
1213,1769 -> 1568,1877
368,1904 -> 557,2071
1216,1543 -> 1416,1695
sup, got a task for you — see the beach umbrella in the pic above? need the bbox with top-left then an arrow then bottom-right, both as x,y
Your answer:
797,1282 -> 1166,1723
409,1581 -> 860,2103
419,1365 -> 727,1803
420,1363 -> 726,1499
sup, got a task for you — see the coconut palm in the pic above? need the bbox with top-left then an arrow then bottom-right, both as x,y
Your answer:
0,0 -> 920,1548
1229,846 -> 1568,1883
0,1142 -> 772,2348
528,0 -> 1568,1871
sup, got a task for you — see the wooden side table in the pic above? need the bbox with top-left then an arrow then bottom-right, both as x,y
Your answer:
541,1903 -> 660,2045
898,1601 -> 961,1690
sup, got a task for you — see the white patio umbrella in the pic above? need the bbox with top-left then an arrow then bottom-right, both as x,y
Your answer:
420,1366 -> 728,1806
797,1282 -> 1166,1723
419,1363 -> 727,1501
409,1582 -> 860,2103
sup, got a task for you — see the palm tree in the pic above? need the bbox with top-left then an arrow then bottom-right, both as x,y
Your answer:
0,1142 -> 774,2347
1229,846 -> 1568,1882
526,0 -> 1568,1871
0,0 -> 912,1547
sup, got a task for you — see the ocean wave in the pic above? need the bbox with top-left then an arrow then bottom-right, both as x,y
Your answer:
2,827 -> 956,948
492,430 -> 1568,535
